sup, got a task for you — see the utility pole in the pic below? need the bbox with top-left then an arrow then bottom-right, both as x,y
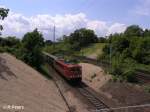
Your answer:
53,25 -> 55,49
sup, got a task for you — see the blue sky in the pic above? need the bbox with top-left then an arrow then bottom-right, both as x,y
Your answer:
1,0 -> 150,39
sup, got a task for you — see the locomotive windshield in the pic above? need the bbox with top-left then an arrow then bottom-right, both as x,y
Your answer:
64,59 -> 79,64
70,67 -> 81,72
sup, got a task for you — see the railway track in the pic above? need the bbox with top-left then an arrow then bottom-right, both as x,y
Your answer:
135,71 -> 150,83
46,63 -> 111,112
74,55 -> 150,84
44,64 -> 72,112
77,85 -> 111,112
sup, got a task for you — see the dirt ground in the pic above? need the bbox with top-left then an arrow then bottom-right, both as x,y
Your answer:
87,54 -> 97,59
1,53 -> 149,112
79,63 -> 111,91
47,64 -> 97,112
0,53 -> 68,112
80,63 -> 150,112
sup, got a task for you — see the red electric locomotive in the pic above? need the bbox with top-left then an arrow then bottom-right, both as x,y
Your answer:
43,52 -> 82,82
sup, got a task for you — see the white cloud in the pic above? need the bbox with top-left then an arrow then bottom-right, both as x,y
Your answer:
107,23 -> 126,35
87,20 -> 108,36
133,0 -> 150,16
1,11 -> 126,39
0,5 -> 7,8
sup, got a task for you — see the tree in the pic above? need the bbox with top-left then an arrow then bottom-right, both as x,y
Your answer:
69,28 -> 98,50
143,29 -> 150,37
5,36 -> 20,47
130,37 -> 150,64
124,25 -> 143,37
45,40 -> 53,46
0,36 -> 21,54
21,29 -> 44,68
98,37 -> 107,43
0,7 -> 9,34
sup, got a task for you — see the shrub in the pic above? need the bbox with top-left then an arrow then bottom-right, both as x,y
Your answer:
91,73 -> 97,79
144,86 -> 150,93
110,55 -> 137,82
123,69 -> 137,82
0,46 -> 5,52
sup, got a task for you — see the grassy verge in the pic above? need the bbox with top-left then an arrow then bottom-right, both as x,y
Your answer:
38,64 -> 52,79
135,63 -> 150,73
79,43 -> 106,57
144,86 -> 150,93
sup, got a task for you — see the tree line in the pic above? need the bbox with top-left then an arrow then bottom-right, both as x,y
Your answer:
1,24 -> 150,82
0,7 -> 149,82
100,25 -> 150,82
0,29 -> 45,69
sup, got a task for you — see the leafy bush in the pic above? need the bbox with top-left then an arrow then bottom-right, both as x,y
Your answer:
101,25 -> 150,82
0,46 -> 5,52
123,69 -> 137,82
91,73 -> 97,79
21,29 -> 44,69
144,86 -> 150,93
110,55 -> 137,82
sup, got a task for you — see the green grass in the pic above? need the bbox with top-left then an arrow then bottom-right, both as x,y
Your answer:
44,42 -> 106,59
39,64 -> 52,79
79,43 -> 106,57
144,86 -> 150,93
134,63 -> 150,73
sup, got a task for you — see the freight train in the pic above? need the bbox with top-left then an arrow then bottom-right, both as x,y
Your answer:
43,52 -> 82,82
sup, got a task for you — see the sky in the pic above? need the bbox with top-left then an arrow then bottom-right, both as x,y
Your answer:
0,0 -> 150,40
